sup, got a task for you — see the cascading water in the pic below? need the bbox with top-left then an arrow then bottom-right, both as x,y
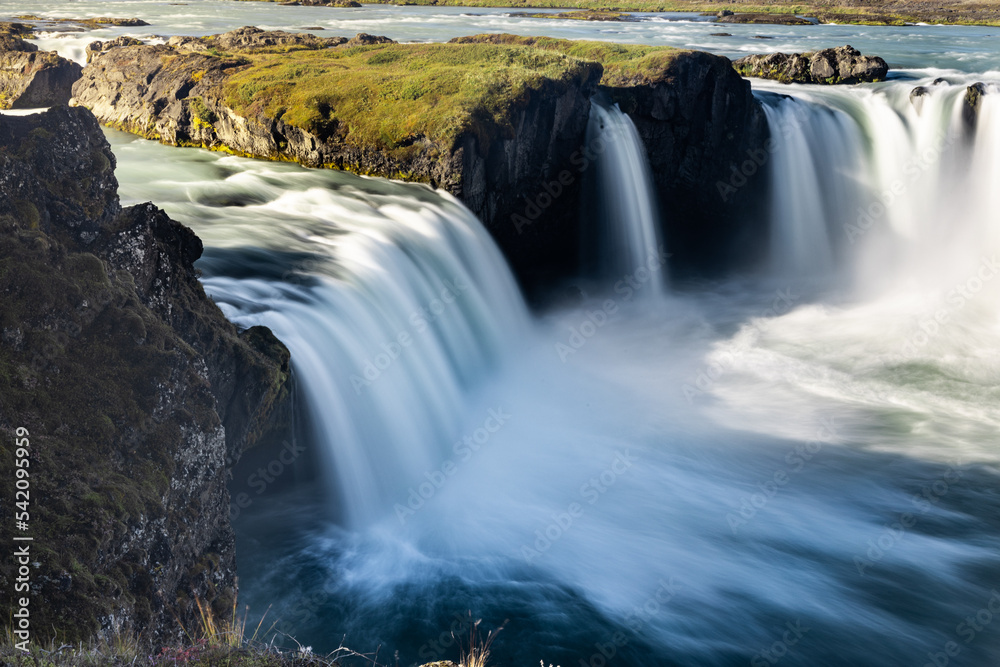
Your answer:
189,175 -> 531,526
758,94 -> 866,276
103,72 -> 1000,666
583,97 -> 665,295
759,79 -> 1000,292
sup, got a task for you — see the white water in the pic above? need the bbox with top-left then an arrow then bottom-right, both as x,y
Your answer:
584,98 -> 665,295
199,184 -> 528,526
67,8 -> 1000,661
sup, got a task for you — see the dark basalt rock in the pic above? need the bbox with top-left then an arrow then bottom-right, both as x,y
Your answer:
88,17 -> 150,27
344,32 -> 396,46
963,82 -> 988,131
733,45 -> 888,84
291,0 -> 363,6
0,22 -> 35,37
0,106 -> 290,646
0,37 -> 82,109
0,33 -> 37,52
599,51 -> 772,276
716,12 -> 814,25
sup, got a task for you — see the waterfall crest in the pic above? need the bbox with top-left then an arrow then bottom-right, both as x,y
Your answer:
759,80 -> 999,296
583,97 -> 665,296
202,186 -> 530,526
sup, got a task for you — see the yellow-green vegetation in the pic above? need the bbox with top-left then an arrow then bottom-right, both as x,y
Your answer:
449,35 -> 684,86
222,42 -> 600,157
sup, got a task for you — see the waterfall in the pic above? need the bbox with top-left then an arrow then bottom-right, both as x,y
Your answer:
200,184 -> 530,526
759,79 -> 1000,295
584,97 -> 665,296
759,94 -> 866,276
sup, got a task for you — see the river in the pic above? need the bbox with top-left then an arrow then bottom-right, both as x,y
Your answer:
14,2 -> 1000,665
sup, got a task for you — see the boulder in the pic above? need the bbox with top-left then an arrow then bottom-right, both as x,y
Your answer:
85,35 -> 143,63
0,33 -> 37,52
0,39 -> 82,108
344,32 -> 396,47
733,45 -> 888,84
963,82 -> 988,130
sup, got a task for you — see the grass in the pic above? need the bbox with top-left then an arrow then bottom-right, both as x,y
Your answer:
456,617 -> 506,667
0,609 -> 509,667
222,42 -> 601,156
448,35 -> 684,86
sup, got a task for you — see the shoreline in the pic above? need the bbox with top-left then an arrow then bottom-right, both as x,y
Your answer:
232,0 -> 1000,27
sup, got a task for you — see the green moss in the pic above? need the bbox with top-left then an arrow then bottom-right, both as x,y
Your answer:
223,42 -> 599,155
449,34 -> 684,86
190,96 -> 218,128
0,228 -> 221,644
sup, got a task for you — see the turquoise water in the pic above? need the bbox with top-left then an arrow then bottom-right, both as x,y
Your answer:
13,3 -> 1000,665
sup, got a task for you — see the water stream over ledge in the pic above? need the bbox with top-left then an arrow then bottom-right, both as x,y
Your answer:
25,2 -> 1000,663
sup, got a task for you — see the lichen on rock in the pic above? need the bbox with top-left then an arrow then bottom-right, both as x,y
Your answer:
733,45 -> 889,84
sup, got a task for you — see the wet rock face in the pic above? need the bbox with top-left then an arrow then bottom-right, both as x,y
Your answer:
602,50 -> 773,276
963,82 -> 989,130
0,35 -> 82,109
733,45 -> 889,84
0,106 -> 290,646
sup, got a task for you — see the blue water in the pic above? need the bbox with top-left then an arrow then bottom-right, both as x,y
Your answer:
21,3 -> 1000,664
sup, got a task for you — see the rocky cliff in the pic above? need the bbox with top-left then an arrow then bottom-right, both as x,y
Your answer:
452,34 -> 773,277
72,28 -> 602,289
72,28 -> 772,289
0,106 -> 290,645
598,49 -> 771,275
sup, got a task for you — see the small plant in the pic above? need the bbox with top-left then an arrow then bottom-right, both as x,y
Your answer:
192,587 -> 272,648
455,614 -> 507,667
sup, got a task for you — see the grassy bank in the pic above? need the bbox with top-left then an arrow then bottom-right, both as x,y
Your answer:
219,39 -> 681,156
